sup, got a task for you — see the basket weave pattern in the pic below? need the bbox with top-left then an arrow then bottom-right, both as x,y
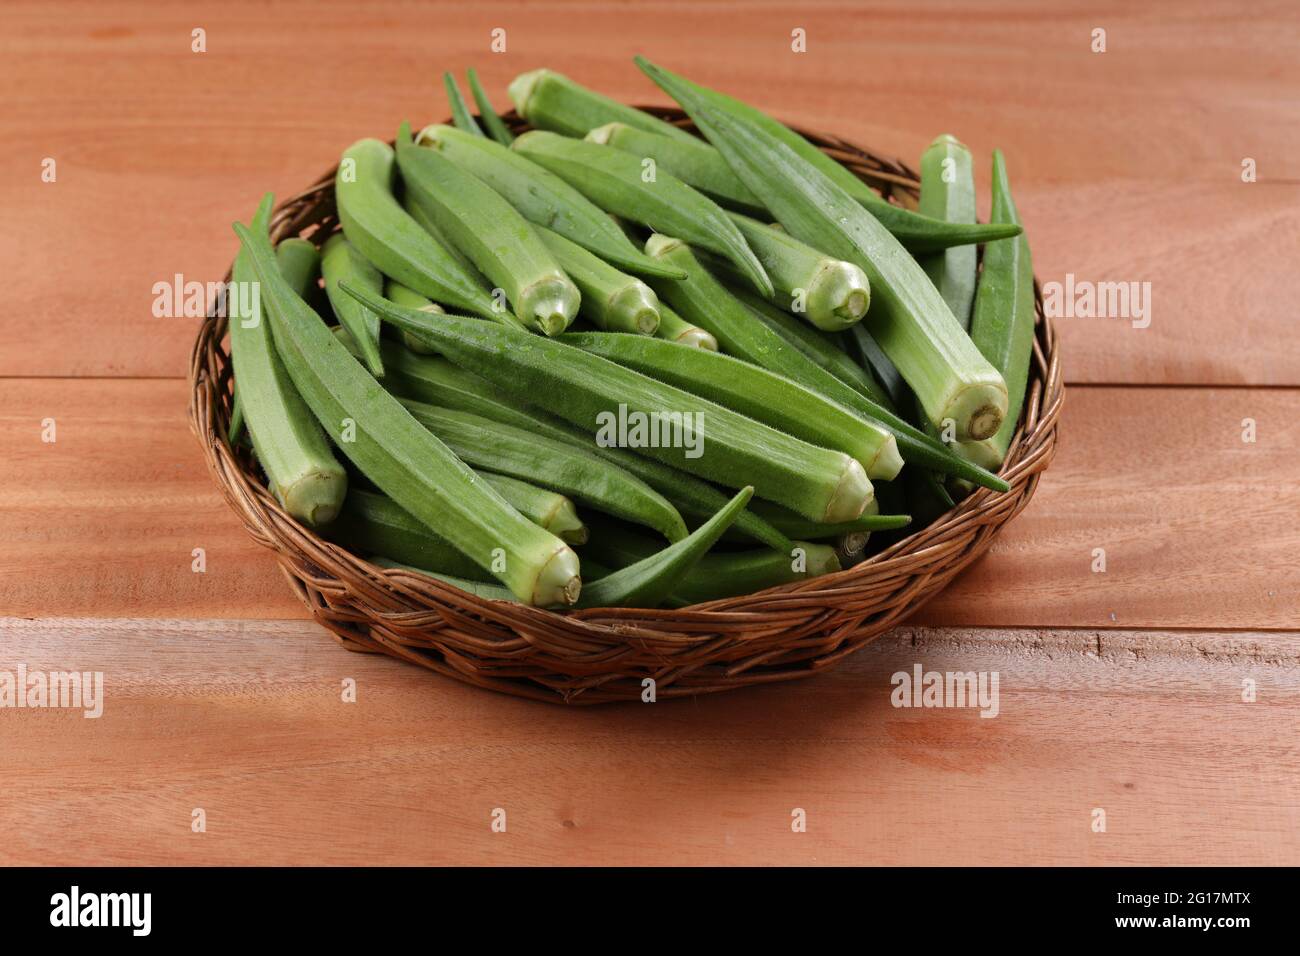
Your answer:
189,109 -> 1063,704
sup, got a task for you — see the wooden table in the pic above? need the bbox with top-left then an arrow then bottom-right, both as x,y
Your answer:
2,0 -> 1297,866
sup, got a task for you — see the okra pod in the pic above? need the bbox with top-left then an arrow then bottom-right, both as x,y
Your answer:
576,487 -> 752,608
918,135 -> 978,329
644,235 -> 1008,492
321,233 -> 385,376
335,138 -> 499,319
399,188 -> 481,279
511,130 -> 773,297
332,329 -> 588,543
745,498 -> 910,540
955,150 -> 1037,468
327,489 -> 491,582
636,59 -> 1009,441
562,330 -> 902,479
414,124 -> 685,280
479,472 -> 587,544
535,226 -> 660,334
844,323 -> 906,409
586,525 -> 841,607
344,282 -> 875,524
508,67 -> 700,145
732,285 -> 889,406
467,68 -> 515,145
586,121 -> 763,214
382,280 -> 442,354
229,199 -> 346,526
373,557 -> 517,602
398,399 -> 688,542
634,56 -> 1023,254
442,71 -> 484,137
395,123 -> 579,335
229,237 -> 321,446
718,211 -> 871,331
656,303 -> 718,350
234,204 -> 581,607
360,333 -> 791,551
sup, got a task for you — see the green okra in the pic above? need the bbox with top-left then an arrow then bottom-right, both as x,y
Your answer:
479,472 -> 587,545
399,188 -> 481,279
331,328 -> 589,544
228,238 -> 320,446
585,524 -> 841,607
321,233 -> 385,376
234,202 -> 581,607
586,121 -> 763,214
562,330 -> 902,479
535,225 -> 660,334
508,67 -> 700,145
334,138 -> 500,319
414,124 -> 685,280
442,71 -> 484,137
717,211 -> 871,331
343,282 -> 875,525
745,498 -> 910,540
844,323 -> 906,409
398,399 -> 689,542
382,280 -> 442,354
360,333 -> 791,551
655,303 -> 718,350
918,135 -> 978,330
955,150 -> 1037,468
636,58 -> 1009,442
373,557 -> 518,602
228,199 -> 346,525
467,67 -> 515,145
327,489 -> 491,582
643,234 -> 1007,492
731,286 -> 890,406
576,487 -> 752,608
634,56 -> 1023,254
395,122 -> 579,335
511,130 -> 773,297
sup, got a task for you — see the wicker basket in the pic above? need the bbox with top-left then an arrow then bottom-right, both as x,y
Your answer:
189,108 -> 1063,704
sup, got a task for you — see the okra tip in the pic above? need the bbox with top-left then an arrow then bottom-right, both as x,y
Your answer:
928,133 -> 965,149
645,232 -> 684,259
534,544 -> 582,607
520,275 -> 582,336
278,468 -> 348,527
584,122 -> 623,145
507,68 -> 551,118
610,285 -> 661,335
808,259 -> 871,330
823,457 -> 874,525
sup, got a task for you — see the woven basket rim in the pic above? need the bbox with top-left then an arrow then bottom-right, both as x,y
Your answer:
188,107 -> 1064,704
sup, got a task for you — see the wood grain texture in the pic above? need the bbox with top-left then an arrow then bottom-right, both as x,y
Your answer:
1,0 -> 1297,383
2,618 -> 1295,866
4,378 -> 1296,630
4,0 -> 1297,868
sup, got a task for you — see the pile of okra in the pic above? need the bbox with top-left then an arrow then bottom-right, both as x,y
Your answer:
228,58 -> 1036,609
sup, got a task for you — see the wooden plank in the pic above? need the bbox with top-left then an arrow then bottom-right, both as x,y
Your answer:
2,618 -> 1295,865
912,383 -> 1300,629
0,378 -> 299,619
1,1 -> 1298,383
2,379 -> 1298,630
